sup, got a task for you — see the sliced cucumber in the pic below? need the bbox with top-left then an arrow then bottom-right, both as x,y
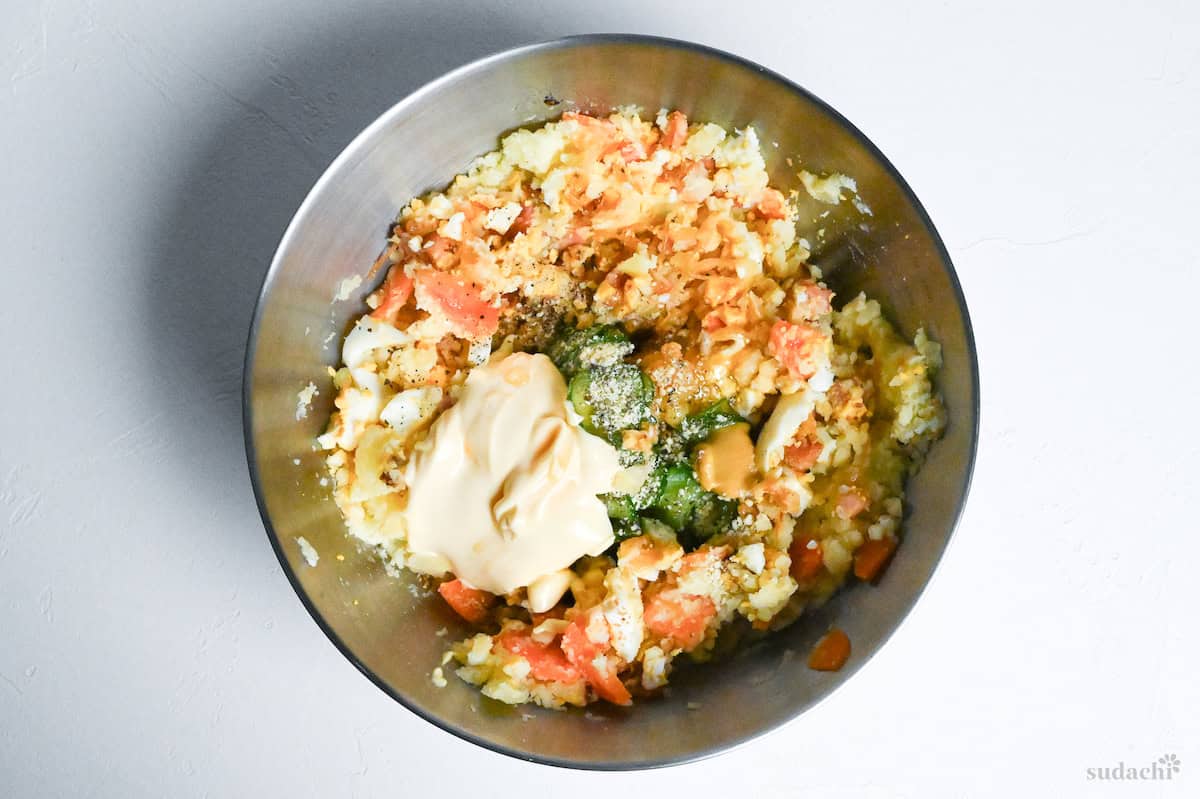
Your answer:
567,363 -> 653,439
638,516 -> 678,543
547,324 -> 633,377
630,463 -> 666,510
655,426 -> 688,463
681,399 -> 745,445
600,492 -> 636,520
686,492 -> 739,546
637,460 -> 740,548
642,463 -> 707,531
610,517 -> 643,543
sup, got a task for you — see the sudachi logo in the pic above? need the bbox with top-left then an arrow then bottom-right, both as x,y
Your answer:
1087,753 -> 1181,781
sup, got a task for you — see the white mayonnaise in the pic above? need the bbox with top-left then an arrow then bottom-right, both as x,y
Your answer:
403,353 -> 621,597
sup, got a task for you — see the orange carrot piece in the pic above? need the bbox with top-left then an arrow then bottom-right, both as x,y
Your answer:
413,269 -> 500,339
661,111 -> 688,149
853,537 -> 898,583
783,440 -> 823,472
369,266 -> 413,322
795,281 -> 834,317
836,488 -> 870,519
560,612 -> 631,706
788,537 -> 824,581
808,629 -> 851,671
436,579 -> 495,625
755,188 -> 789,219
768,320 -> 822,380
426,235 -> 456,262
496,629 -> 582,684
643,590 -> 717,651
507,204 -> 534,237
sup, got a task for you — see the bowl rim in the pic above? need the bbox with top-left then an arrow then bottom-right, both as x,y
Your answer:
242,32 -> 980,771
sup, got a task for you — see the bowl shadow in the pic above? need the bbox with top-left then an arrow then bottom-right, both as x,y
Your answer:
142,6 -> 563,533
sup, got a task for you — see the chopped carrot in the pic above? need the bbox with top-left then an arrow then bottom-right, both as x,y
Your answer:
507,204 -> 534,237
755,188 -> 789,220
701,310 -> 727,332
783,440 -> 823,472
425,235 -> 456,263
436,579 -> 495,625
700,275 -> 742,306
413,269 -> 501,339
619,140 -> 647,161
661,111 -> 689,149
676,545 -> 730,574
369,266 -> 413,323
853,537 -> 898,583
561,111 -> 604,126
496,629 -> 581,684
836,489 -> 869,520
768,320 -> 823,380
788,537 -> 824,581
795,281 -> 834,318
808,628 -> 851,671
559,612 -> 605,661
562,111 -> 621,140
561,112 -> 623,162
558,225 -> 591,248
560,611 -> 631,706
643,590 -> 717,651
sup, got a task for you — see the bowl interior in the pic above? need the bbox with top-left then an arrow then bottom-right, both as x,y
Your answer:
244,35 -> 977,768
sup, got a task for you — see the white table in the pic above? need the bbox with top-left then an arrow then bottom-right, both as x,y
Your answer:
3,0 -> 1197,795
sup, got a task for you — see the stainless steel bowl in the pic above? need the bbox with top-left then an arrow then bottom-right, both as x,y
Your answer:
244,34 -> 978,769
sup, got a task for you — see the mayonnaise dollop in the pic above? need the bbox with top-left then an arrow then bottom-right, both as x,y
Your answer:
403,352 -> 622,599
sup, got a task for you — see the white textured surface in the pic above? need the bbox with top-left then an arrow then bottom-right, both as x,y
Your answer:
3,0 -> 1199,795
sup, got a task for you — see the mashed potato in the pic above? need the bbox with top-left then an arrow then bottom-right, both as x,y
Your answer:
318,108 -> 946,708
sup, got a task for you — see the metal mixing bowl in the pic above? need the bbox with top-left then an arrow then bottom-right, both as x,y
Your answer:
243,34 -> 979,769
